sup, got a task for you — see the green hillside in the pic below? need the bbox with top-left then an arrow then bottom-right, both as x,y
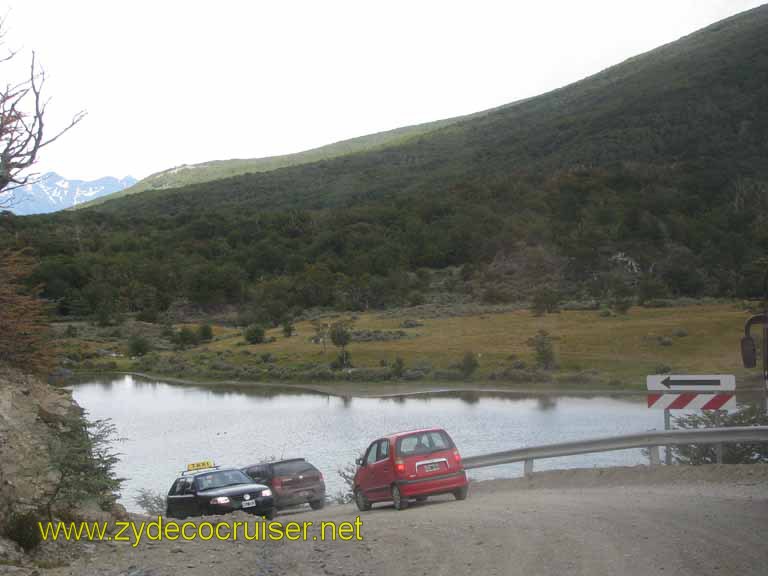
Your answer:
78,115 -> 470,207
3,5 -> 768,327
87,4 -> 768,215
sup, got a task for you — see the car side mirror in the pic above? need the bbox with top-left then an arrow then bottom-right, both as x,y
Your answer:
741,336 -> 757,368
355,457 -> 364,467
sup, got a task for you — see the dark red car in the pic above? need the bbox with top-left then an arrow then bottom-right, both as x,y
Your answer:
353,428 -> 468,511
242,458 -> 326,511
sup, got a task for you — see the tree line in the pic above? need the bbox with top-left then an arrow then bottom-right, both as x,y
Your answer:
2,160 -> 767,328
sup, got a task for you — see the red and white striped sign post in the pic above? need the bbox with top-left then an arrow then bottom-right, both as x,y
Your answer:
646,375 -> 736,464
646,375 -> 736,410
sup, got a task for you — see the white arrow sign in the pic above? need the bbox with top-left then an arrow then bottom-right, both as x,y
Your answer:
646,374 -> 735,392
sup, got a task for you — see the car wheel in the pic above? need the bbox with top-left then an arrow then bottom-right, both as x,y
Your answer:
165,508 -> 182,519
392,485 -> 408,510
454,485 -> 469,501
355,489 -> 371,512
262,508 -> 277,520
309,499 -> 325,510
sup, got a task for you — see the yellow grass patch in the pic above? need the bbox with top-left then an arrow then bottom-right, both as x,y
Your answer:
186,303 -> 755,388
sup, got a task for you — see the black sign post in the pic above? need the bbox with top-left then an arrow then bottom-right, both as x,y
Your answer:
764,321 -> 768,415
741,266 -> 768,415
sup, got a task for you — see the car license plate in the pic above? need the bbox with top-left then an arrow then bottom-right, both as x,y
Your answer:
241,499 -> 256,509
424,463 -> 440,472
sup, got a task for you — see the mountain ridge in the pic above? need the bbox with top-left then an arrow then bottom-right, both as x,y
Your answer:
2,172 -> 136,215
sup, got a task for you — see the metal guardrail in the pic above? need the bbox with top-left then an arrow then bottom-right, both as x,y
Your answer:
462,426 -> 768,476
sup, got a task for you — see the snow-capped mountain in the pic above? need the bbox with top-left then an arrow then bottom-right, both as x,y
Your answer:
1,172 -> 137,215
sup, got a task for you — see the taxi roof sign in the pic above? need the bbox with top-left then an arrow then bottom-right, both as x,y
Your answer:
186,460 -> 215,472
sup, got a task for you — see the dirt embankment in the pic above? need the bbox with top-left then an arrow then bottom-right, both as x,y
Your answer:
0,368 -> 125,566
0,369 -> 75,556
25,464 -> 768,576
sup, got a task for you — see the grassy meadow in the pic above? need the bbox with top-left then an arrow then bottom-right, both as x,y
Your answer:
58,302 -> 761,391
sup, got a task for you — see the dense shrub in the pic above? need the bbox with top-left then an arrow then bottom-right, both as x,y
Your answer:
459,352 -> 479,378
5,511 -> 42,551
482,286 -> 508,304
330,350 -> 352,370
637,275 -> 669,305
527,330 -> 557,370
136,307 -> 159,323
128,335 -> 151,357
330,322 -> 351,349
176,327 -> 200,349
531,287 -> 560,316
198,323 -> 214,342
391,356 -> 405,378
244,324 -> 266,344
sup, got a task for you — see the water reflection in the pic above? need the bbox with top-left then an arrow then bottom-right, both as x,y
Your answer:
537,396 -> 557,411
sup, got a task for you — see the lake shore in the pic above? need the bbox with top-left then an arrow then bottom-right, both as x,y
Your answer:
69,370 -> 767,400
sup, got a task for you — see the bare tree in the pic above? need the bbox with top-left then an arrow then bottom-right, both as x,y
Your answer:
0,17 -> 85,206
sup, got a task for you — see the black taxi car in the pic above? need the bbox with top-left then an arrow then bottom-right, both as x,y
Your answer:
165,463 -> 276,519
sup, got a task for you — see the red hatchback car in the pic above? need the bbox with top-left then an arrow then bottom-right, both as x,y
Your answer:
353,428 -> 468,511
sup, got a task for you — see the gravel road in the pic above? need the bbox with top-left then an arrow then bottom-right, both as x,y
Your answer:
28,465 -> 768,576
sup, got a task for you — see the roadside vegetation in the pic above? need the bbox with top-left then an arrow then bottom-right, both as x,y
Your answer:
671,406 -> 768,465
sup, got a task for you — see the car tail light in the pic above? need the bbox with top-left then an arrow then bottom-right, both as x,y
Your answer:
453,449 -> 462,463
272,477 -> 283,492
395,459 -> 406,474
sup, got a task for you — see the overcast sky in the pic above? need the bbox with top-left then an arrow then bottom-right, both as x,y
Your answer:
3,0 -> 765,181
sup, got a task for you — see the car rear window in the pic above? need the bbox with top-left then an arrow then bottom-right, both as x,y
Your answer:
273,460 -> 316,477
396,430 -> 454,456
244,464 -> 272,481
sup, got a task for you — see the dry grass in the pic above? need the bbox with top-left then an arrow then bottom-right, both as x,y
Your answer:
186,302 -> 754,388
57,302 -> 758,389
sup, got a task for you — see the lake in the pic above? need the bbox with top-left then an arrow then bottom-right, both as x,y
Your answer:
72,375 -> 676,511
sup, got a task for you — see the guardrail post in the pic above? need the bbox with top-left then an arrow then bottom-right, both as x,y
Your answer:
714,411 -> 724,464
524,458 -> 534,477
664,409 -> 672,465
715,443 -> 723,464
649,446 -> 660,466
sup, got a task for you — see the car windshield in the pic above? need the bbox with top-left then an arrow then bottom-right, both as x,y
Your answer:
396,431 -> 453,457
195,470 -> 252,491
